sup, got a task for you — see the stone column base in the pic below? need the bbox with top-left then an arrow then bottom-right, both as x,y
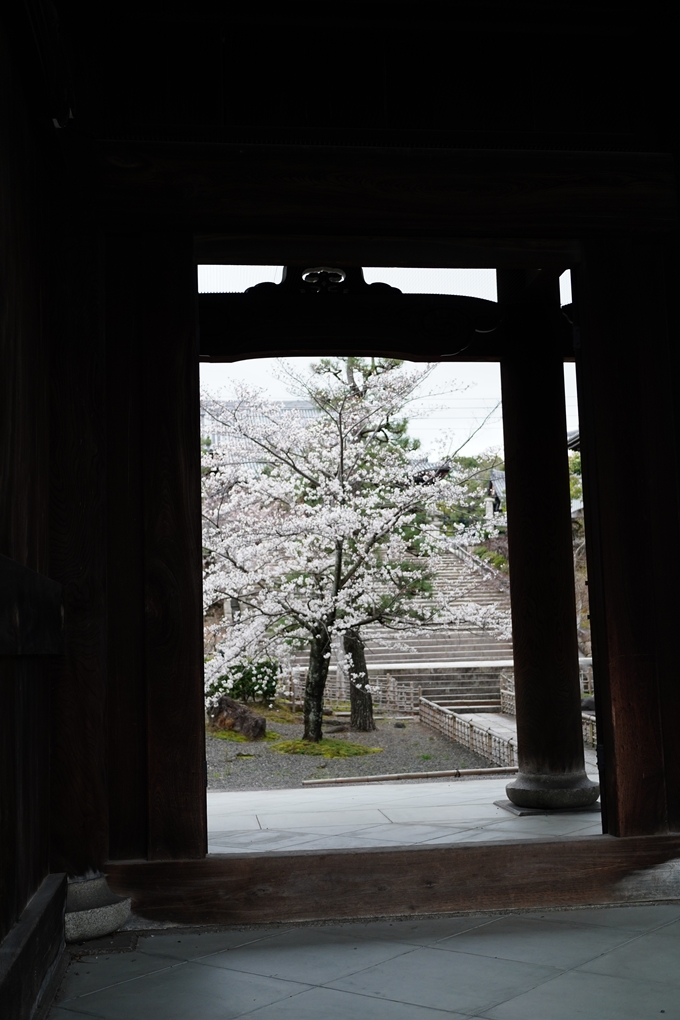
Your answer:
506,771 -> 600,810
65,875 -> 131,943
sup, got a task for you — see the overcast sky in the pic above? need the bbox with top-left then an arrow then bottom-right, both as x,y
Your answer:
199,267 -> 577,460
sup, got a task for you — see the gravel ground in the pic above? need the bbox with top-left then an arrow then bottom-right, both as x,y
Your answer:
206,713 -> 494,791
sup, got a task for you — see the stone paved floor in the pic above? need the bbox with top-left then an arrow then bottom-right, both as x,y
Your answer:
207,776 -> 603,854
50,903 -> 680,1019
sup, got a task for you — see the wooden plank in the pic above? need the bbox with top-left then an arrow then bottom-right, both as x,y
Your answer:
95,143 -> 677,237
194,235 -> 582,270
48,222 -> 110,877
107,834 -> 680,926
0,874 -> 66,1020
0,555 -> 63,656
657,232 -> 680,834
0,661 -> 51,943
105,235 -> 149,861
141,234 -> 206,860
0,16 -> 54,943
574,239 -> 678,836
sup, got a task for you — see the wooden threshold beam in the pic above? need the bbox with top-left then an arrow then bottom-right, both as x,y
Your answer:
107,835 -> 680,927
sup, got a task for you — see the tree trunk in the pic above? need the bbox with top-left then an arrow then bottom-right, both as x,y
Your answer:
303,630 -> 331,742
345,629 -> 376,732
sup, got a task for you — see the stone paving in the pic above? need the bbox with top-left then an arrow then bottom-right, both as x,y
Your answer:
207,776 -> 603,854
50,903 -> 680,1019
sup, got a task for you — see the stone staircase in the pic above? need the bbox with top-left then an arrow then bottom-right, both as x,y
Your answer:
359,552 -> 510,712
418,667 -> 505,713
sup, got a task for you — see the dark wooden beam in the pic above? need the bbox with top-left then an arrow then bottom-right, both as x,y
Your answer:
105,233 -> 206,863
94,143 -> 676,237
140,234 -> 206,861
0,556 -> 63,656
574,239 -> 680,836
0,660 -> 52,945
194,235 -> 582,270
0,13 -> 54,950
107,834 -> 680,926
105,236 -> 149,862
0,874 -> 66,1020
198,283 -> 574,363
49,222 -> 109,878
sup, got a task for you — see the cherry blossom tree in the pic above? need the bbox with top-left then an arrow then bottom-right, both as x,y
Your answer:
202,358 -> 509,741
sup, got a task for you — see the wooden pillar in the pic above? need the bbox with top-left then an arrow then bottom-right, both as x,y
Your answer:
105,236 -> 148,861
0,20 -> 53,928
499,269 -> 599,809
49,221 -> 110,876
106,233 -> 206,861
573,238 -> 680,836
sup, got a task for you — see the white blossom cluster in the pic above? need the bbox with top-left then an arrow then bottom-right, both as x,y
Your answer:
201,359 -> 511,691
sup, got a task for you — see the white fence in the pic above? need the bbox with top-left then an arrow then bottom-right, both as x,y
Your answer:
419,697 -> 518,767
581,714 -> 597,748
284,670 -> 421,715
500,671 -> 516,715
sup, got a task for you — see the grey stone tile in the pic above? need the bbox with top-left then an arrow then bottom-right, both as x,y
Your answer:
478,817 -> 603,838
577,929 -> 680,987
342,822 -> 477,843
435,914 -> 635,969
527,903 -> 680,931
56,954 -> 178,1002
256,808 -> 389,828
206,813 -> 261,831
327,944 -> 559,1014
657,917 -> 680,938
209,829 -> 318,846
49,1009 -> 110,1020
209,829 -> 329,852
57,961 -> 311,1020
199,926 -> 417,983
241,985 -> 465,1019
420,828 -> 554,845
483,968 -> 680,1019
135,929 -> 288,961
277,834 -> 407,851
380,805 -> 509,824
333,914 -> 500,945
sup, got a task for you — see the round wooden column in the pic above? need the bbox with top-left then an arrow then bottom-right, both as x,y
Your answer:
499,271 -> 599,809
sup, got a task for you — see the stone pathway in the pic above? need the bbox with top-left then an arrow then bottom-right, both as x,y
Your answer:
50,904 -> 680,1019
207,776 -> 602,854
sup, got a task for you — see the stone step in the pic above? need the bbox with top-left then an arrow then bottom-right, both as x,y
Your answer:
423,687 -> 501,696
430,699 -> 502,708
435,704 -> 502,713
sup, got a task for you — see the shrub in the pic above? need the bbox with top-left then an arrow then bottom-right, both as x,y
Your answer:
206,657 -> 283,705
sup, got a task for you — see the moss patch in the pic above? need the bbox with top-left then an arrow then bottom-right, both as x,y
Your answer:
271,738 -> 383,759
211,729 -> 281,743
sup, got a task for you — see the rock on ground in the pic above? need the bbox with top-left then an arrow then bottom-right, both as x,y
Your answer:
207,696 -> 266,740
